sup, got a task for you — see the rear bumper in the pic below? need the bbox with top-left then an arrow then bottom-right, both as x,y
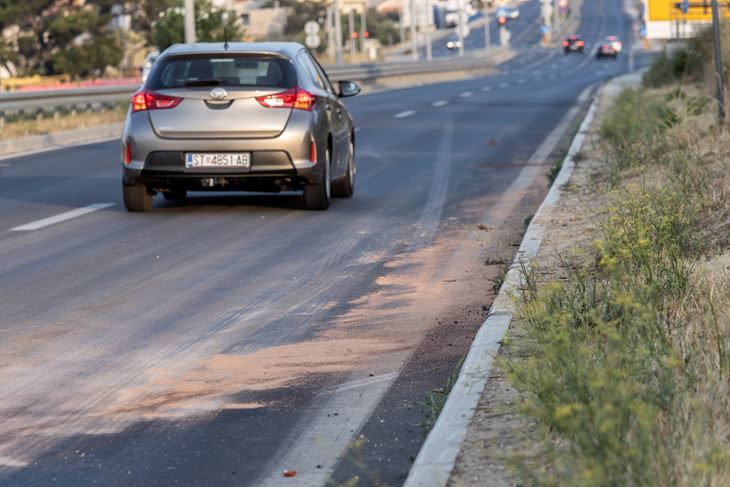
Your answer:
121,109 -> 325,187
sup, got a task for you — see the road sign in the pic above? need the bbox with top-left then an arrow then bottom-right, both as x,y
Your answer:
647,0 -> 730,20
305,35 -> 321,48
304,20 -> 320,35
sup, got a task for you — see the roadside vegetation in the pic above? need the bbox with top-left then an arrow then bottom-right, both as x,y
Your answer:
506,30 -> 730,485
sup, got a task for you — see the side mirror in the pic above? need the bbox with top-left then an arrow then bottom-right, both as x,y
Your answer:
338,80 -> 361,98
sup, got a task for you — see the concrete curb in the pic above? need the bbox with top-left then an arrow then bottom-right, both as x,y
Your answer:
403,80 -> 605,487
0,123 -> 122,157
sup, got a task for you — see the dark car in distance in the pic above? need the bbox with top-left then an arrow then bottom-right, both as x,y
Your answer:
563,35 -> 585,54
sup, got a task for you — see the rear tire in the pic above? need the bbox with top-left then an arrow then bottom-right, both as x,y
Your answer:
123,183 -> 153,212
332,139 -> 355,198
163,189 -> 187,201
303,149 -> 331,210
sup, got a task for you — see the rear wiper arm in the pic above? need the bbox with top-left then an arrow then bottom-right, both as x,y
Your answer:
184,79 -> 224,87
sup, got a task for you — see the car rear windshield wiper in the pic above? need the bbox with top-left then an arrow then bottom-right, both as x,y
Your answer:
184,79 -> 224,87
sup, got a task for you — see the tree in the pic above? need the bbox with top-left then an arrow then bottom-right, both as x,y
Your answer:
0,1 -> 123,77
46,3 -> 123,77
153,0 -> 242,52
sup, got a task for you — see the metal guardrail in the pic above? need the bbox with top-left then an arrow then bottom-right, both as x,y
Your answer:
0,53 -> 503,114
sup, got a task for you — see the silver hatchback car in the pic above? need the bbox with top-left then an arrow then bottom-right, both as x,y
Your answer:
121,42 -> 360,212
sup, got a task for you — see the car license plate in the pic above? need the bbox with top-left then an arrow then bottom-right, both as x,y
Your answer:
185,152 -> 251,169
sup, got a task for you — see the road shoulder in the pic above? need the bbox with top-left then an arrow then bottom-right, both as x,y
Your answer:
447,72 -> 643,486
404,71 -> 643,487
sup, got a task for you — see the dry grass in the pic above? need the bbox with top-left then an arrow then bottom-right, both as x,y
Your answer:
0,106 -> 126,140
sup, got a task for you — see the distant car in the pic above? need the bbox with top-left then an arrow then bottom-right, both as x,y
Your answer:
447,40 -> 463,50
141,51 -> 159,83
596,42 -> 618,59
563,35 -> 585,54
603,35 -> 622,53
122,42 -> 360,212
495,6 -> 520,20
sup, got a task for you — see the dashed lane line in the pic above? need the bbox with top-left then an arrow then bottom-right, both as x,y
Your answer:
432,100 -> 448,107
459,91 -> 474,98
394,110 -> 416,119
481,86 -> 493,92
11,203 -> 114,231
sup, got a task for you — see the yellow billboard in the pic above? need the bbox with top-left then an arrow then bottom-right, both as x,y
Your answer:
647,0 -> 730,21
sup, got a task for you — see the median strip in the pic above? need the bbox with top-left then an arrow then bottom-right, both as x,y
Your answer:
11,203 -> 114,231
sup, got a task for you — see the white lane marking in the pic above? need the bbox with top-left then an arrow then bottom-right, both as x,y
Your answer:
459,91 -> 474,98
11,203 -> 114,231
354,127 -> 361,132
394,110 -> 416,119
256,369 -> 406,487
481,86 -> 493,92
0,455 -> 27,467
499,82 -> 510,88
517,79 -> 527,84
432,100 -> 448,107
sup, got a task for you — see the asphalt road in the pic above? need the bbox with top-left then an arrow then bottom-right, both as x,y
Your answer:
0,1 -> 652,486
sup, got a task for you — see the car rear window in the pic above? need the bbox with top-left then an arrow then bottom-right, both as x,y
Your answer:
146,54 -> 297,89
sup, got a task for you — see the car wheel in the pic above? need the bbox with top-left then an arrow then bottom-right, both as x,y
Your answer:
303,148 -> 331,210
123,183 -> 153,212
163,189 -> 187,201
332,138 -> 355,198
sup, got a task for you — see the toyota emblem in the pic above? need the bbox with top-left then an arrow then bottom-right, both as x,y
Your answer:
210,87 -> 228,100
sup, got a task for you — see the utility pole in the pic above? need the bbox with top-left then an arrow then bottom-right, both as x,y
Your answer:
711,0 -> 726,124
541,0 -> 552,43
410,0 -> 418,60
184,0 -> 196,44
348,9 -> 356,55
456,0 -> 465,56
484,1 -> 491,51
360,7 -> 367,55
326,6 -> 334,59
334,0 -> 343,64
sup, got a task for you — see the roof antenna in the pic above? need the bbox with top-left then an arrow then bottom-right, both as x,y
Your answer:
223,12 -> 230,50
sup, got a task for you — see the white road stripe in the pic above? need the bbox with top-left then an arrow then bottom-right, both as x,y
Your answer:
11,203 -> 114,231
459,91 -> 474,98
394,110 -> 416,119
499,82 -> 510,88
432,100 -> 448,107
517,79 -> 527,84
481,86 -> 493,92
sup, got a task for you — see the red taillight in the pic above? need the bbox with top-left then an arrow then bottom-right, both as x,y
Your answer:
577,41 -> 585,46
256,87 -> 315,111
123,142 -> 132,165
563,41 -> 569,47
131,91 -> 182,112
309,139 -> 317,163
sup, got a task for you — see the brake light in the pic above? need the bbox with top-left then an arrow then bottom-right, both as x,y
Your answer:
131,91 -> 182,112
576,41 -> 584,46
563,41 -> 569,47
256,87 -> 315,111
